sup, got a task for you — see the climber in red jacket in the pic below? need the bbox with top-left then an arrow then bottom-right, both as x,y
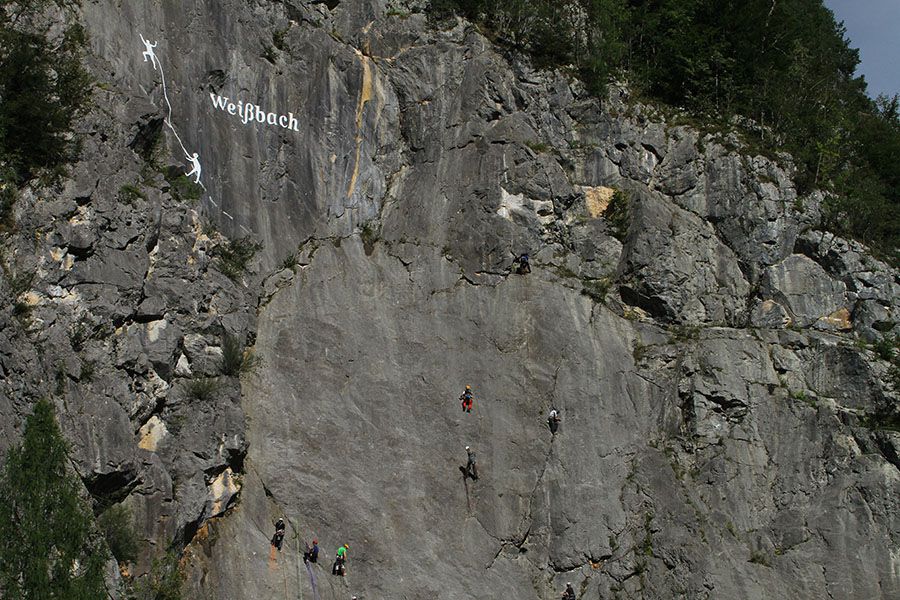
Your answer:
460,385 -> 474,413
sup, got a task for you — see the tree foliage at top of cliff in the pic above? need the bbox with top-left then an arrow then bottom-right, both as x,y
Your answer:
429,0 -> 900,261
0,0 -> 91,185
0,398 -> 108,599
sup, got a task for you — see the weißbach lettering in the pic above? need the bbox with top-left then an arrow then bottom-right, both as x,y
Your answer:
209,94 -> 300,131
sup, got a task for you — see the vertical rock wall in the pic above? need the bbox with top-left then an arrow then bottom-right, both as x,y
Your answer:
0,1 -> 896,599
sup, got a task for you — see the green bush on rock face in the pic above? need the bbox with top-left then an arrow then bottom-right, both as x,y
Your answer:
603,189 -> 630,241
213,236 -> 261,281
360,221 -> 379,255
0,1 -> 91,235
165,173 -> 203,203
0,172 -> 17,230
118,183 -> 147,205
132,551 -> 184,600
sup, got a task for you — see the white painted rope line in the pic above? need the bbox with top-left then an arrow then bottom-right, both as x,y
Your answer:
140,34 -> 256,237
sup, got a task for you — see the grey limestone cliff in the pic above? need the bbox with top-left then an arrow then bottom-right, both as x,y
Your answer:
0,1 -> 898,599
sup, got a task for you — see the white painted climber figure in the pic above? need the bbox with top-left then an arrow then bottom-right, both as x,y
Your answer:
139,34 -> 159,70
185,151 -> 202,183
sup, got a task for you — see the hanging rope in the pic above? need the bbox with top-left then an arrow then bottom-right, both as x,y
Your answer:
305,561 -> 321,600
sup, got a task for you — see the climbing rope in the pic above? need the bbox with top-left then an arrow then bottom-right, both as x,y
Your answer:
305,561 -> 321,600
281,550 -> 289,600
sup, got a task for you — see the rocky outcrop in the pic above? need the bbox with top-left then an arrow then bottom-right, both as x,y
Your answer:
0,69 -> 256,575
0,1 -> 896,599
797,230 -> 899,340
618,189 -> 751,325
760,254 -> 849,329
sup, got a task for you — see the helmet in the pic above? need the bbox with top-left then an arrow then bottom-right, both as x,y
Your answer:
465,385 -> 471,390
344,544 -> 350,549
567,582 -> 572,586
465,445 -> 470,450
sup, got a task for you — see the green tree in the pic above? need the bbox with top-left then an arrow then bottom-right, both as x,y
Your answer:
0,398 -> 108,599
576,0 -> 628,94
0,0 -> 91,184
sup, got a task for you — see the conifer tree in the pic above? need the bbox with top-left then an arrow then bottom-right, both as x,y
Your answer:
0,0 -> 91,183
0,398 -> 108,599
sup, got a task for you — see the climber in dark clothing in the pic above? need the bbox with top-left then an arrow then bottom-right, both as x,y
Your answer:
271,518 -> 286,551
514,253 -> 531,274
562,582 -> 576,599
548,408 -> 561,434
304,539 -> 319,563
464,445 -> 479,481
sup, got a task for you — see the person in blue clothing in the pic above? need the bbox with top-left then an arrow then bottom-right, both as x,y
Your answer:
304,538 -> 319,563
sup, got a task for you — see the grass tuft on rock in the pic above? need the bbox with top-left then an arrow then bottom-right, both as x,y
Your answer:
221,334 -> 261,377
581,277 -> 612,304
183,377 -> 220,402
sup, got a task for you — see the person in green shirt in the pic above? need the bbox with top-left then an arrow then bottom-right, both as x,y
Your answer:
332,543 -> 349,576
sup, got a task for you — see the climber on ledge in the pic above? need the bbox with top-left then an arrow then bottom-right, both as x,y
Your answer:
464,445 -> 479,481
271,518 -> 286,551
460,385 -> 474,413
332,543 -> 349,576
562,582 -> 576,599
548,408 -> 561,434
514,253 -> 531,274
303,538 -> 319,563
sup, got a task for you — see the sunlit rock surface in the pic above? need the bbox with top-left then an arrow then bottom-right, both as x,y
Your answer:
0,1 -> 896,598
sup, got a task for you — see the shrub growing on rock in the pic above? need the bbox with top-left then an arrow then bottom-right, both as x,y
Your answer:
213,236 -> 261,281
98,504 -> 139,564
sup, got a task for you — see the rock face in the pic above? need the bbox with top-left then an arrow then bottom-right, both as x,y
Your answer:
0,1 -> 897,599
762,254 -> 848,328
